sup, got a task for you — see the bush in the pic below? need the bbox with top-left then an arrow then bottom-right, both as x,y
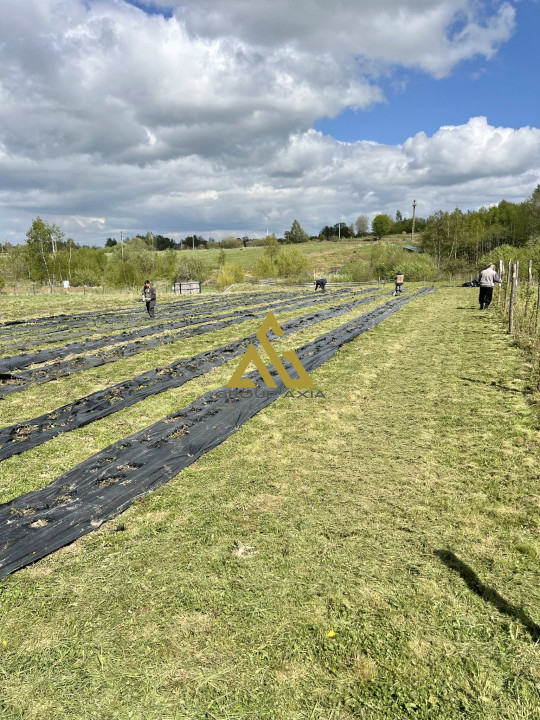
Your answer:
104,258 -> 143,288
275,247 -> 311,279
70,266 -> 103,287
217,262 -> 245,289
220,237 -> 243,249
173,255 -> 212,283
479,244 -> 540,281
253,255 -> 278,279
390,255 -> 438,281
343,246 -> 438,282
347,261 -> 373,282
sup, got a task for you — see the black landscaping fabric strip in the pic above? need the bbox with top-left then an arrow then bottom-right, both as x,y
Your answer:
1,290 -> 326,354
0,290 -> 305,349
0,296 -> 193,340
0,287 -> 435,579
0,290 -> 332,373
0,293 -> 380,461
0,290 -> 359,398
0,289 -> 289,333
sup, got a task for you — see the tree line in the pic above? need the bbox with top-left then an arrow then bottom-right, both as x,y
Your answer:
0,186 -> 538,289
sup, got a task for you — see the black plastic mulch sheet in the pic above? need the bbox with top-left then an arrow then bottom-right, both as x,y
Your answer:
0,290 -> 359,398
0,289 -> 329,373
0,290 -> 305,350
0,289 -> 294,334
0,287 -> 435,579
0,290 -> 310,351
0,292 -> 380,462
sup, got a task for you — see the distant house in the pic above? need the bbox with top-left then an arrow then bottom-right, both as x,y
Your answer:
403,245 -> 422,253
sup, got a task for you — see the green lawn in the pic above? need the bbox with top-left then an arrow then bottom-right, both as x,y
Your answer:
0,287 -> 539,719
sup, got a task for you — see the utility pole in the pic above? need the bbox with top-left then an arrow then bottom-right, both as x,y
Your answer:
121,230 -> 124,261
411,200 -> 417,243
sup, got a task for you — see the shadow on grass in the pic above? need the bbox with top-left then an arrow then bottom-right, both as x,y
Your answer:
458,377 -> 526,394
434,550 -> 540,642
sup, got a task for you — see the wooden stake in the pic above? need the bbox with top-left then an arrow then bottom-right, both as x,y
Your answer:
536,273 -> 540,334
504,260 -> 512,313
509,267 -> 516,334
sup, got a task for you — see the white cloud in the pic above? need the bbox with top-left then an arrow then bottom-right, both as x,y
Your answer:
176,0 -> 516,77
0,0 -> 536,244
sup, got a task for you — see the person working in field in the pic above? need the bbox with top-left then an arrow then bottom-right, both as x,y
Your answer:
478,263 -> 502,309
314,278 -> 327,292
394,270 -> 404,295
142,279 -> 156,318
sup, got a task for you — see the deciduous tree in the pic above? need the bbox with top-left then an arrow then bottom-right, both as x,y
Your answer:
371,214 -> 393,241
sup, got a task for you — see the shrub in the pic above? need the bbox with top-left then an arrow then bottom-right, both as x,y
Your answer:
390,254 -> 438,281
173,255 -> 212,283
220,237 -> 243,249
343,247 -> 438,282
275,247 -> 311,279
347,261 -> 373,282
253,255 -> 278,279
217,262 -> 245,289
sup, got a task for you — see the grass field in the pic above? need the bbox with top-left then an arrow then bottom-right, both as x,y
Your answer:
0,286 -> 539,719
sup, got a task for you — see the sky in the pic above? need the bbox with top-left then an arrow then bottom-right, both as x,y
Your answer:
0,0 -> 539,246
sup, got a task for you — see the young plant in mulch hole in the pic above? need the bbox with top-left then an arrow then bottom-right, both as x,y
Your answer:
14,426 -> 34,441
169,426 -> 190,439
96,476 -> 122,488
10,507 -> 36,517
29,518 -> 50,529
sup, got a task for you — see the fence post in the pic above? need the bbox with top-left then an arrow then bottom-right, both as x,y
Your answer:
498,259 -> 504,305
504,260 -> 512,315
536,273 -> 540,334
504,260 -> 512,313
515,260 -> 519,288
509,266 -> 517,334
529,259 -> 533,287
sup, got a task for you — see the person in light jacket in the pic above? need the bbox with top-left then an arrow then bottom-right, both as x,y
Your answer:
478,264 -> 502,309
142,279 -> 156,318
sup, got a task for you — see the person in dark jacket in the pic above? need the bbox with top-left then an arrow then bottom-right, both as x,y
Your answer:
394,271 -> 404,295
142,280 -> 156,317
314,278 -> 327,292
478,264 -> 502,309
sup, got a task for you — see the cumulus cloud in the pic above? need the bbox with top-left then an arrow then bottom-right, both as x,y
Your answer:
176,0 -> 516,77
0,0 -> 536,244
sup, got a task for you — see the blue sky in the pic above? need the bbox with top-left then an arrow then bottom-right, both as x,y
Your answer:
0,0 -> 539,244
315,1 -> 540,144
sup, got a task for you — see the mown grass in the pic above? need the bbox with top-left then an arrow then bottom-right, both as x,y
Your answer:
0,287 -> 539,719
